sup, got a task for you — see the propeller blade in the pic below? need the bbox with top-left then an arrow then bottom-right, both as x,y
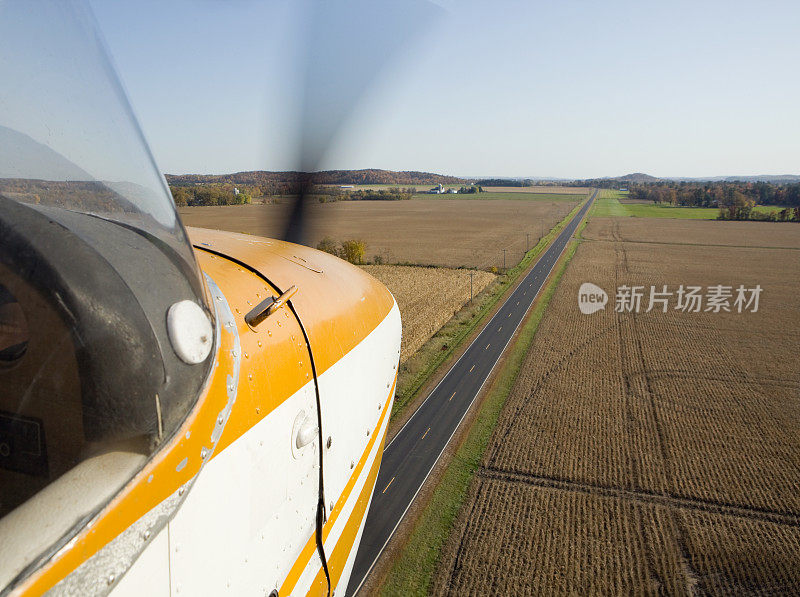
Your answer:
282,0 -> 443,244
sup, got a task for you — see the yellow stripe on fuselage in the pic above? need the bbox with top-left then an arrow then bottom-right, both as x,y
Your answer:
280,373 -> 396,596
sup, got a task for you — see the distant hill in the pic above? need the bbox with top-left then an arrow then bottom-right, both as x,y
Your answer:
617,173 -> 662,183
669,174 -> 800,184
165,169 -> 466,187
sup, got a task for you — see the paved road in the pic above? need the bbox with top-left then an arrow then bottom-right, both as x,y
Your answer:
346,189 -> 597,595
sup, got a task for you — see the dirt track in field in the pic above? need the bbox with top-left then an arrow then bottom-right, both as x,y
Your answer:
434,218 -> 800,595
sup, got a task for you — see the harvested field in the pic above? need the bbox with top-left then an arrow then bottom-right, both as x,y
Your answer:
179,197 -> 579,269
434,218 -> 800,595
360,265 -> 494,363
425,192 -> 583,202
482,186 -> 592,195
584,216 -> 800,249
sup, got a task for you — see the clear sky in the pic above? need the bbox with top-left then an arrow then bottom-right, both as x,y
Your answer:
91,0 -> 800,179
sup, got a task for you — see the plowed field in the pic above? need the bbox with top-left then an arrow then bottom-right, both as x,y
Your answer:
434,217 -> 800,595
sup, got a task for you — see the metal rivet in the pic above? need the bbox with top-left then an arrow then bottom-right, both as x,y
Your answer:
248,373 -> 253,381
256,407 -> 261,414
244,352 -> 249,358
107,573 -> 115,585
178,487 -> 185,496
366,429 -> 370,437
143,530 -> 151,541
201,447 -> 209,459
217,415 -> 224,425
330,501 -> 334,511
326,436 -> 332,449
350,461 -> 354,469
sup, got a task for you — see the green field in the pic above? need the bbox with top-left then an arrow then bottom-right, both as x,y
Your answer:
592,190 -> 718,219
595,191 -> 792,220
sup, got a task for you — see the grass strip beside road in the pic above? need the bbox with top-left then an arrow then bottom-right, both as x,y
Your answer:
379,235 -> 582,596
390,199 -> 586,425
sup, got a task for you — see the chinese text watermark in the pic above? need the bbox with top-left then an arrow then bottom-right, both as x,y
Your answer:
579,284 -> 762,314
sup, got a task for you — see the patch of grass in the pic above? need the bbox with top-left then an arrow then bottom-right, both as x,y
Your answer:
380,235 -> 582,597
590,190 -> 633,217
390,199 -> 586,424
592,190 -> 718,219
626,204 -> 718,219
752,204 -> 790,215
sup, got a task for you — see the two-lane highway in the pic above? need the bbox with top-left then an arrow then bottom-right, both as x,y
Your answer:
347,189 -> 597,595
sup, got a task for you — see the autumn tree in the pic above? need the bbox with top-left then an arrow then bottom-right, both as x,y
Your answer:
340,239 -> 366,264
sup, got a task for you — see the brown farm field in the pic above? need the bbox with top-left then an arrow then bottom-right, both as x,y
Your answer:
179,197 -> 579,269
360,265 -> 494,363
482,185 -> 592,194
434,217 -> 800,595
583,217 -> 800,249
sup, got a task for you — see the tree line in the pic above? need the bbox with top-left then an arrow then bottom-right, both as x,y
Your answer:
627,181 -> 800,208
625,181 -> 800,221
315,187 -> 415,203
169,185 -> 251,206
474,178 -> 545,187
165,169 -> 466,197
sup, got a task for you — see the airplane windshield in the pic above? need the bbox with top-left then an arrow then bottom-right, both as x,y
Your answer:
0,2 -> 213,588
0,2 -> 200,288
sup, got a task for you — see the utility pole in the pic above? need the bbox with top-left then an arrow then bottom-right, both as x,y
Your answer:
469,271 -> 473,303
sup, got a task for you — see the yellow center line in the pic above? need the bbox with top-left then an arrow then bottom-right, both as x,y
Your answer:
485,343 -> 491,350
470,364 -> 475,372
382,476 -> 395,494
421,427 -> 430,440
507,313 -> 511,318
498,326 -> 502,332
449,391 -> 456,401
